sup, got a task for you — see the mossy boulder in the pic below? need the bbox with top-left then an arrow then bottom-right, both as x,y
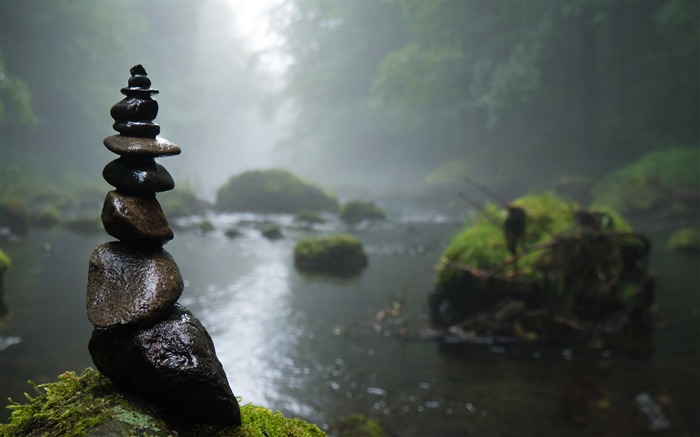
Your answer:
667,227 -> 700,253
0,368 -> 324,437
159,189 -> 210,218
0,198 -> 29,235
216,169 -> 339,214
430,193 -> 653,344
294,234 -> 368,275
340,201 -> 386,224
294,210 -> 326,225
592,146 -> 700,217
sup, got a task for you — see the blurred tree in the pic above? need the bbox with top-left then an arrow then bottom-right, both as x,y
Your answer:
276,0 -> 698,193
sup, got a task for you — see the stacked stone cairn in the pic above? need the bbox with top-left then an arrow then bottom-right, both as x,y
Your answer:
86,65 -> 241,426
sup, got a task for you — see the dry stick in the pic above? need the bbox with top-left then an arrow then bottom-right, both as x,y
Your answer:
463,175 -> 510,207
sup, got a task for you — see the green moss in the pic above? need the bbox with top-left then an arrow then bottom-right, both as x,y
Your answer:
0,198 -> 29,235
294,210 -> 326,225
667,227 -> 700,253
62,216 -> 103,234
593,146 -> 700,215
159,189 -> 209,218
31,205 -> 61,228
331,414 -> 385,437
0,249 -> 10,274
215,169 -> 339,214
294,234 -> 368,275
1,368 -> 325,437
339,201 -> 386,224
432,193 -> 649,332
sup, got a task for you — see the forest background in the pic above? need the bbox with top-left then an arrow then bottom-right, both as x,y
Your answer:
1,0 -> 697,201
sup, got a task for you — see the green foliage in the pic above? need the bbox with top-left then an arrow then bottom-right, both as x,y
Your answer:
216,169 -> 339,214
294,234 -> 368,274
0,58 -> 38,126
340,201 -> 386,224
1,368 -> 324,437
0,198 -> 29,235
666,227 -> 700,253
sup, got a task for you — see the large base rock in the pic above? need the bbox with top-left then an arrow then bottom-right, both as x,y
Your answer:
88,304 -> 241,426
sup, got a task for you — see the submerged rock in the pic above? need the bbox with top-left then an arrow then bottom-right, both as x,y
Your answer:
294,234 -> 368,275
87,242 -> 183,328
89,304 -> 241,426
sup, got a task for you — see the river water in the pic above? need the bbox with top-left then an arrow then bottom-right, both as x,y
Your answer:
1,201 -> 698,436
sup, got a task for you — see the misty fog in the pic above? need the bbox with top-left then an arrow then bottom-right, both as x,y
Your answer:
1,1 -> 698,435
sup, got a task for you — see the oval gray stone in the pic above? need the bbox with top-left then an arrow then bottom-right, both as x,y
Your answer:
103,135 -> 181,158
101,191 -> 173,245
103,158 -> 175,193
88,304 -> 241,426
87,242 -> 183,328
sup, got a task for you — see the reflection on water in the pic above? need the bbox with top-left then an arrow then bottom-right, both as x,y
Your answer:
0,204 -> 698,436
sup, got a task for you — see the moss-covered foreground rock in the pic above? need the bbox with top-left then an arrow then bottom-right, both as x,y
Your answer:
430,193 -> 653,345
294,234 -> 368,275
216,169 -> 339,214
0,368 -> 324,437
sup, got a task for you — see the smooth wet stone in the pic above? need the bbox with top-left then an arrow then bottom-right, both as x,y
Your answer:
104,135 -> 181,158
110,94 -> 159,122
88,304 -> 242,426
113,121 -> 160,138
103,158 -> 175,193
87,242 -> 183,328
101,191 -> 173,244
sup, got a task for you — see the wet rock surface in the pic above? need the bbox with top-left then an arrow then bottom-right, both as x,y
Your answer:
103,135 -> 181,157
103,158 -> 175,193
86,65 -> 241,426
89,304 -> 241,426
101,191 -> 173,244
87,242 -> 183,328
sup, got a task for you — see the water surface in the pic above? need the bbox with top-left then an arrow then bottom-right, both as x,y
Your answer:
1,203 -> 698,435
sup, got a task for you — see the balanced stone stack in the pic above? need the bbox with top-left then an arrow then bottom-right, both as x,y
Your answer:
86,65 -> 241,426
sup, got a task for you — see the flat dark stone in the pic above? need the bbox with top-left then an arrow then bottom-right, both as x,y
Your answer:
88,304 -> 242,426
101,191 -> 173,244
87,242 -> 183,328
113,121 -> 160,138
104,135 -> 181,158
103,158 -> 175,193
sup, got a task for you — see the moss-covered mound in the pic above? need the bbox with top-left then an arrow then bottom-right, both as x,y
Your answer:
667,227 -> 700,253
0,368 -> 324,437
592,146 -> 699,217
215,169 -> 339,214
340,201 -> 386,224
159,188 -> 210,218
430,193 -> 653,345
294,234 -> 368,275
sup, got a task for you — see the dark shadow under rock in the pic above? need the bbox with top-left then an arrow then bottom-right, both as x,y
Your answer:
88,304 -> 241,426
